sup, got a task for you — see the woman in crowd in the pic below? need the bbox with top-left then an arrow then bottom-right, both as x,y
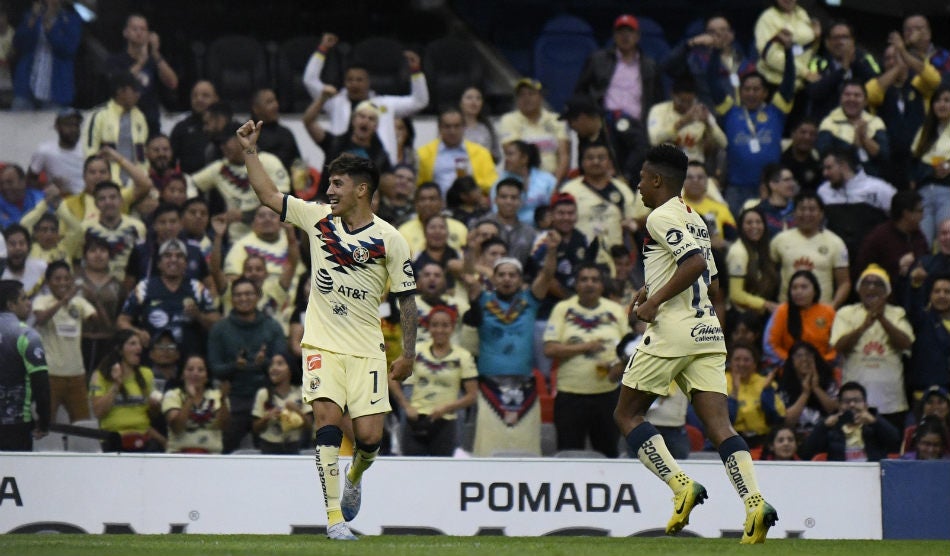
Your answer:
778,342 -> 839,434
390,305 -> 478,456
910,85 -> 950,245
496,140 -> 556,226
727,208 -> 780,314
394,117 -> 417,170
754,163 -> 797,237
446,176 -> 489,229
162,354 -> 229,454
766,270 -> 837,366
759,425 -> 801,461
725,342 -> 786,448
252,352 -> 312,454
89,330 -> 165,452
460,86 -> 499,162
414,214 -> 462,288
77,236 -> 126,376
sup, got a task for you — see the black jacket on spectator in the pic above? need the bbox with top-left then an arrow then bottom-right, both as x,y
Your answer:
574,48 -> 663,119
805,49 -> 880,122
800,410 -> 901,461
256,121 -> 301,173
901,278 -> 950,392
169,112 -> 213,174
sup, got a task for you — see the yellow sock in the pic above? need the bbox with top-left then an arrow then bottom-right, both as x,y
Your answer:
636,434 -> 686,491
348,445 -> 379,483
723,449 -> 762,505
315,445 -> 343,525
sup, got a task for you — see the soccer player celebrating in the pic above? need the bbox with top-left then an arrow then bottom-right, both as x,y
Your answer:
237,121 -> 417,541
615,144 -> 777,543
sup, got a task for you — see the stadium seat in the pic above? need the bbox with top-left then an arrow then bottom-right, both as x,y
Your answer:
203,35 -> 269,113
811,452 -> 828,461
350,37 -> 410,96
635,17 -> 672,72
423,36 -> 485,113
533,15 -> 599,113
232,449 -> 262,455
684,424 -> 705,452
276,36 -> 319,113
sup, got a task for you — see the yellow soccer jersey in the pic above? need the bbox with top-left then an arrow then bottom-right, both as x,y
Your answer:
770,228 -> 849,304
223,232 -> 291,279
161,387 -> 229,454
33,294 -> 96,378
282,195 -> 416,358
81,215 -> 146,280
639,196 -> 725,357
560,177 -> 645,250
543,295 -> 629,395
251,385 -> 312,444
192,152 -> 290,241
497,109 -> 568,175
405,341 -> 477,418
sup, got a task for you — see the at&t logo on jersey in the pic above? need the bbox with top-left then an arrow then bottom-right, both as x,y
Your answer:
315,269 -> 334,294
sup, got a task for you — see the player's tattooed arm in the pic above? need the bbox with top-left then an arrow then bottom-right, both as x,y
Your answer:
399,295 -> 418,358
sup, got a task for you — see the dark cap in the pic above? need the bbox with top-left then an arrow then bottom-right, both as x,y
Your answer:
150,328 -> 179,349
923,385 -> 950,404
56,108 -> 83,123
560,95 -> 601,120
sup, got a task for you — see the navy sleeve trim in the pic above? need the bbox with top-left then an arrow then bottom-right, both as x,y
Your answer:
675,248 -> 701,266
392,288 -> 417,298
280,194 -> 288,222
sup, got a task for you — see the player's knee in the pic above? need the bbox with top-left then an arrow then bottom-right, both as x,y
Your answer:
314,425 -> 344,447
355,439 -> 380,454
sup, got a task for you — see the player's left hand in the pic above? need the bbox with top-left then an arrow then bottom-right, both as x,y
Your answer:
635,297 -> 659,323
389,354 -> 413,382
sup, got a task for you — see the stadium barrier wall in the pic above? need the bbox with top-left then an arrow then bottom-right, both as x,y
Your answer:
0,453 -> 881,538
879,460 -> 950,540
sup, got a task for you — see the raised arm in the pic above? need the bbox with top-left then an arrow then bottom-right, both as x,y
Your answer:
302,89 -> 336,146
303,33 -> 337,99
237,121 -> 285,213
530,230 -> 561,299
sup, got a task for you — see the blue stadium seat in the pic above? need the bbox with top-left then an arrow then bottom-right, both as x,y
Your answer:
636,16 -> 672,64
533,15 -> 599,113
351,37 -> 410,96
203,35 -> 269,113
423,36 -> 485,113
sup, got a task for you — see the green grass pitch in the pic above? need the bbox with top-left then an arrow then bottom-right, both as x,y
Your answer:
0,535 -> 947,556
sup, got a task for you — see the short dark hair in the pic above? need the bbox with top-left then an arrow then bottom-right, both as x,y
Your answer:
840,79 -> 866,97
415,181 -> 442,200
146,133 -> 170,147
1,163 -> 25,180
574,261 -> 605,282
508,140 -> 541,169
83,154 -> 108,173
760,162 -> 785,186
83,235 -> 111,255
182,196 -> 209,212
35,213 -> 59,230
495,177 -> 524,194
230,276 -> 260,298
839,381 -> 867,401
480,236 -> 508,254
671,74 -> 698,95
327,154 -> 380,197
644,144 -> 688,190
890,190 -> 922,221
438,108 -> 463,126
446,176 -> 478,209
152,203 -> 182,221
109,72 -> 139,96
740,71 -> 767,89
3,223 -> 30,246
794,191 -> 825,211
93,181 -> 122,198
0,280 -> 24,311
44,259 -> 71,282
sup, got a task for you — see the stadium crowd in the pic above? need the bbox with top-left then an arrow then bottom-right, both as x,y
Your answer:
0,1 -> 948,462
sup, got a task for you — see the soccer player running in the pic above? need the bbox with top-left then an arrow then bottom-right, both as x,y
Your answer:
237,121 -> 417,541
615,144 -> 777,543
